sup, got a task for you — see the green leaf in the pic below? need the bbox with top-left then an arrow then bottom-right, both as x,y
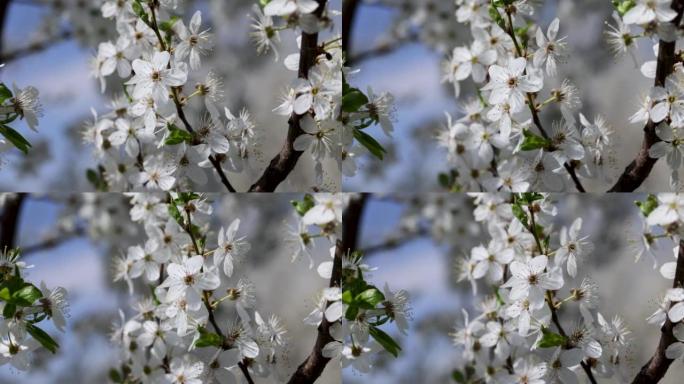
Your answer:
0,125 -> 31,154
26,323 -> 59,353
194,327 -> 223,348
488,4 -> 505,29
164,124 -> 193,145
520,129 -> 550,151
109,368 -> 123,383
614,0 -> 635,16
132,0 -> 149,24
345,303 -> 359,321
353,128 -> 386,160
342,289 -> 353,304
12,284 -> 42,306
168,203 -> 183,224
159,16 -> 180,33
0,287 -> 10,301
537,327 -> 566,348
2,303 -> 15,318
452,370 -> 466,383
511,203 -> 528,228
355,288 -> 385,309
0,83 -> 12,104
291,194 -> 315,216
342,88 -> 369,113
369,326 -> 402,357
636,194 -> 658,217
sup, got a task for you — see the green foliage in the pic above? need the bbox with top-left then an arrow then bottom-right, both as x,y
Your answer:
612,0 -> 635,16
164,124 -> 193,145
26,323 -> 59,353
291,194 -> 315,216
86,167 -> 108,191
635,194 -> 658,217
368,326 -> 402,357
0,83 -> 12,104
194,327 -> 223,348
520,129 -> 551,151
0,124 -> 31,154
353,128 -> 386,160
537,327 -> 567,348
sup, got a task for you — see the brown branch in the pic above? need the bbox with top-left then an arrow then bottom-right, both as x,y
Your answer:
248,0 -> 328,192
286,194 -> 366,383
349,33 -> 419,64
631,241 -> 684,383
0,193 -> 25,249
609,0 -> 684,192
0,0 -> 10,58
20,226 -> 85,255
361,226 -> 428,256
342,0 -> 360,62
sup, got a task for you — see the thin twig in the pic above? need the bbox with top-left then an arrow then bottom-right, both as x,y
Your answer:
504,10 -> 586,192
0,31 -> 72,63
527,204 -> 597,384
147,3 -> 237,192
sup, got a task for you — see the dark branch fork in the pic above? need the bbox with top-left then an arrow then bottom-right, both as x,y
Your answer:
631,241 -> 684,383
287,194 -> 366,383
609,0 -> 684,192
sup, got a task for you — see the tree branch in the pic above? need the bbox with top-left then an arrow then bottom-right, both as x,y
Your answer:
0,0 -> 10,58
20,226 -> 85,255
342,0 -> 360,63
248,0 -> 328,192
361,226 -> 428,256
0,193 -> 25,250
631,241 -> 684,383
609,0 -> 684,192
0,30 -> 72,63
349,33 -> 419,64
286,194 -> 366,383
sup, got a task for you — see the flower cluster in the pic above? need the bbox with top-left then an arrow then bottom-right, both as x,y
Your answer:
0,81 -> 42,160
109,192 -> 348,383
110,192 -> 287,382
0,247 -> 68,371
432,1 -> 617,192
84,0 -> 341,191
451,193 -> 633,383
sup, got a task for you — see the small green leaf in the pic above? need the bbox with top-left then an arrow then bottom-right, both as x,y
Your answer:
537,327 -> 566,348
520,129 -> 550,151
194,327 -> 223,348
159,16 -> 180,33
291,194 -> 315,216
452,370 -> 466,383
164,124 -> 193,145
355,288 -> 385,309
636,194 -> 658,217
511,203 -> 528,227
0,83 -> 12,104
26,323 -> 59,353
369,326 -> 402,357
353,128 -> 386,160
342,88 -> 369,113
0,125 -> 31,154
2,303 -> 15,318
109,368 -> 123,383
12,284 -> 42,306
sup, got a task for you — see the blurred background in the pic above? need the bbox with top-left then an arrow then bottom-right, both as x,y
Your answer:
0,193 -> 340,384
343,0 -> 671,192
0,0 -> 341,192
343,193 -> 684,384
